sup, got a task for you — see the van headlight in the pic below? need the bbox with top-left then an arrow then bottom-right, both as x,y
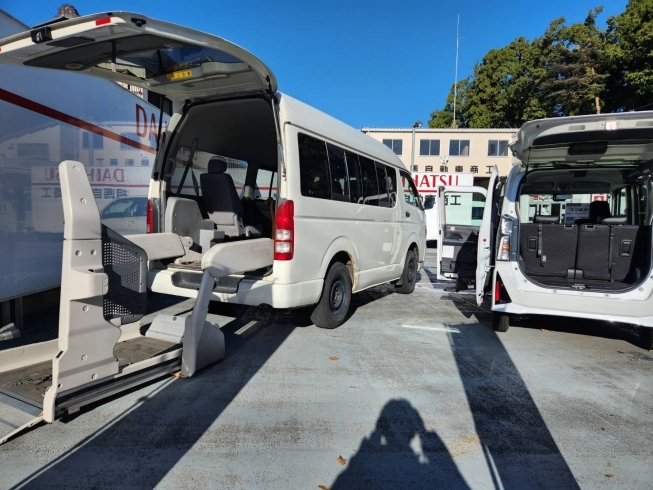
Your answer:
497,216 -> 515,261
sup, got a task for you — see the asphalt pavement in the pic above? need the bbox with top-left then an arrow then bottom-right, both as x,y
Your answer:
1,248 -> 652,489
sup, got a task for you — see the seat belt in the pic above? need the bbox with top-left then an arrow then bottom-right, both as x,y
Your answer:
538,223 -> 546,266
608,227 -> 614,282
176,139 -> 200,197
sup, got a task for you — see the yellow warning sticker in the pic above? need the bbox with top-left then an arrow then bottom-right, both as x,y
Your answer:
167,70 -> 192,80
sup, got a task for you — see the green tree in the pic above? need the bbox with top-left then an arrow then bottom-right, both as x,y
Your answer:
606,0 -> 653,110
428,78 -> 470,128
540,8 -> 610,116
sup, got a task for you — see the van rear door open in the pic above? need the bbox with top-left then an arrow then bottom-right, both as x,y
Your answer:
0,12 -> 276,102
436,167 -> 499,304
437,185 -> 487,281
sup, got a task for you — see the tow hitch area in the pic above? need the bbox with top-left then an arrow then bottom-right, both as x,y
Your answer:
0,161 -> 273,445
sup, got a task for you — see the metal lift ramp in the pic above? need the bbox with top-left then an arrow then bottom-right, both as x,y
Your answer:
0,161 -> 273,444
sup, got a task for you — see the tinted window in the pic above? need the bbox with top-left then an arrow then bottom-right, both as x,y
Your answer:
375,163 -> 390,207
387,166 -> 398,207
360,157 -> 379,206
298,133 -> 330,200
345,151 -> 362,204
327,144 -> 349,200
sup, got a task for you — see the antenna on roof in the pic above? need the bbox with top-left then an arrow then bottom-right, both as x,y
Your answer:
452,15 -> 460,129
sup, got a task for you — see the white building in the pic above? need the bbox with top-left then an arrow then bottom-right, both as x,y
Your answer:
361,127 -> 517,186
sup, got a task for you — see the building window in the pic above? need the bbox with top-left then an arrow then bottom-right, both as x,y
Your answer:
109,158 -> 118,166
141,158 -> 149,166
419,139 -> 440,156
412,165 -> 418,172
440,165 -> 448,172
488,140 -> 509,156
425,165 -> 433,172
470,165 -> 479,174
17,143 -> 49,159
120,132 -> 140,150
455,165 -> 463,172
126,159 -> 134,166
449,139 -> 470,156
382,139 -> 403,156
82,132 -> 103,149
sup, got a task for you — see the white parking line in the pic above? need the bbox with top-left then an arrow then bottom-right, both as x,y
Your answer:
400,324 -> 461,333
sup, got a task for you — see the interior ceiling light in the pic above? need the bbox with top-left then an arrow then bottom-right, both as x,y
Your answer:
64,62 -> 83,70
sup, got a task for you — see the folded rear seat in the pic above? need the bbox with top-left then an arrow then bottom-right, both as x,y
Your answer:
520,215 -> 578,277
602,217 -> 646,283
576,224 -> 611,280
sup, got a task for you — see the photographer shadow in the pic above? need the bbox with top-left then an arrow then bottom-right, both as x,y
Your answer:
331,399 -> 470,490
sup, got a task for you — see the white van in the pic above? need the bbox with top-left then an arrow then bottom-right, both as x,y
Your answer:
0,11 -> 426,329
437,112 -> 653,349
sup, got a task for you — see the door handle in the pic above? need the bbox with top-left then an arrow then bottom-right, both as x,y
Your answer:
406,211 -> 410,218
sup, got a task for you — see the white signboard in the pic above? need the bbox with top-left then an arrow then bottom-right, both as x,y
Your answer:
564,203 -> 590,224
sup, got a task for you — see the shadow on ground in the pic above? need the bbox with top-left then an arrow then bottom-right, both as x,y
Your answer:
11,288 -> 392,489
331,399 -> 470,490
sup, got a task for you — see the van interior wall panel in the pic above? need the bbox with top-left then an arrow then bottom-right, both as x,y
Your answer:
174,99 -> 277,166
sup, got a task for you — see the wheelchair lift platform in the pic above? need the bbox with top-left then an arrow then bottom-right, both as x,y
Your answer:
0,161 -> 273,445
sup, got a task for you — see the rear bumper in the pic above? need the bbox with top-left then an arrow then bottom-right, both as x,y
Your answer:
148,270 -> 323,309
493,262 -> 653,327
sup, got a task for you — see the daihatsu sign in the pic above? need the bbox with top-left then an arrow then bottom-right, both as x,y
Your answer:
412,172 -> 474,194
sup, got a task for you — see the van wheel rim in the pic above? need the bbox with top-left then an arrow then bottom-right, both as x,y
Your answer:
330,277 -> 346,314
407,259 -> 415,284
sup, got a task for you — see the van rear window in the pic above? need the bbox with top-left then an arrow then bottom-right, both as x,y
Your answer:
298,134 -> 331,200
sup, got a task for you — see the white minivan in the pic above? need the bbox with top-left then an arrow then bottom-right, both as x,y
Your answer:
0,12 -> 426,329
437,112 -> 653,349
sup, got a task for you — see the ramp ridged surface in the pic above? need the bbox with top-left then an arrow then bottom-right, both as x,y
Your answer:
0,392 -> 42,443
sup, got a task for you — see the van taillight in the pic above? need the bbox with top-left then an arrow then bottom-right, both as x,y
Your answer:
274,200 -> 294,260
146,199 -> 154,234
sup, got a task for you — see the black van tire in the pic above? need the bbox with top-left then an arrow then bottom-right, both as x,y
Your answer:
640,328 -> 653,351
311,262 -> 352,329
395,249 -> 417,294
492,313 -> 510,332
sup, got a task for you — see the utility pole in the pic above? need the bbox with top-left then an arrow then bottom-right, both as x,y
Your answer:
411,120 -> 422,172
452,15 -> 460,129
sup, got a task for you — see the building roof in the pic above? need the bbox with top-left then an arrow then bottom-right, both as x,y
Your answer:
361,127 -> 516,133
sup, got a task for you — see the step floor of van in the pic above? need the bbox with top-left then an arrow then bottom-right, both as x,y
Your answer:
0,337 -> 179,407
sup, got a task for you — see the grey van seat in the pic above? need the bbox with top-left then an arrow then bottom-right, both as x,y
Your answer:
165,196 -> 214,249
520,215 -> 578,278
200,158 -> 261,238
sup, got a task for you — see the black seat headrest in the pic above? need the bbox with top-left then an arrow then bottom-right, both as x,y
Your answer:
534,215 -> 559,224
601,216 -> 628,225
208,157 -> 228,174
589,200 -> 610,221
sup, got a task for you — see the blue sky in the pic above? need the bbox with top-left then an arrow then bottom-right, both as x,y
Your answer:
1,0 -> 629,129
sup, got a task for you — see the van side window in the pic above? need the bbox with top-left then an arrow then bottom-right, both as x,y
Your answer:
400,170 -> 422,209
375,163 -> 391,207
345,151 -> 362,204
327,143 -> 349,201
387,167 -> 398,207
360,157 -> 379,205
256,168 -> 277,199
298,133 -> 331,200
